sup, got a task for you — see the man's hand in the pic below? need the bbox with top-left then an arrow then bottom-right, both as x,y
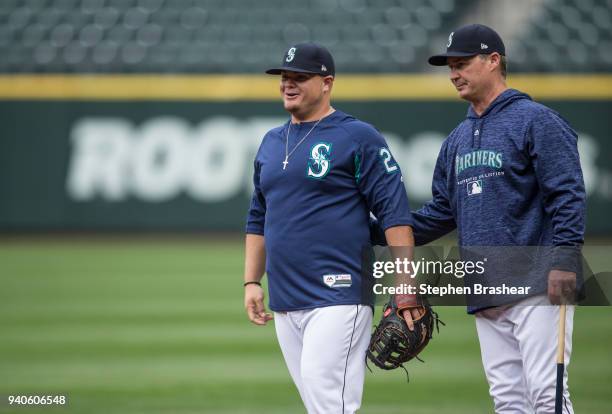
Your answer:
401,307 -> 426,331
548,269 -> 577,305
395,293 -> 425,331
244,284 -> 273,325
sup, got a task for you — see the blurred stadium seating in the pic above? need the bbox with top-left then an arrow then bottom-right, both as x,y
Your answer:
512,0 -> 612,72
1,0 -> 608,74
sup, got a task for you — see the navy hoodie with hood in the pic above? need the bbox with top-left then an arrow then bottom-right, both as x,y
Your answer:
411,89 -> 586,312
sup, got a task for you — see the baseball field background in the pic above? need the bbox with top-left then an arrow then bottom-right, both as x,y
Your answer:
1,237 -> 611,414
2,0 -> 612,412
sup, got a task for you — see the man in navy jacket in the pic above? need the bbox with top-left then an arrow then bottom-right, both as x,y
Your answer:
417,24 -> 585,412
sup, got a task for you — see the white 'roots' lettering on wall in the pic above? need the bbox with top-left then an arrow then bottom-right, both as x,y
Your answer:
65,117 -> 604,203
66,117 -> 284,202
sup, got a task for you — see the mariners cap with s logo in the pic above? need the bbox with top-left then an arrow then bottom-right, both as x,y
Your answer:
428,24 -> 505,66
266,42 -> 335,77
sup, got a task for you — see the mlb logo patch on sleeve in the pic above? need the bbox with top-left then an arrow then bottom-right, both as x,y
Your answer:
322,274 -> 352,288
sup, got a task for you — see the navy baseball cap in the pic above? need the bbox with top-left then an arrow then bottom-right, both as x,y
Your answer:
428,24 -> 505,66
266,42 -> 335,77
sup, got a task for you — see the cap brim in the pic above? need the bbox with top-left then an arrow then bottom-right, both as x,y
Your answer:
428,51 -> 478,66
265,66 -> 321,75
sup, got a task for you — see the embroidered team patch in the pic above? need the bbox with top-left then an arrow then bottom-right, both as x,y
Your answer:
323,274 -> 352,288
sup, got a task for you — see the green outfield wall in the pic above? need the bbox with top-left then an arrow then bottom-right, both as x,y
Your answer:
0,76 -> 610,233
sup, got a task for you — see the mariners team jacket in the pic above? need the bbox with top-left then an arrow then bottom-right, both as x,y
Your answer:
246,110 -> 413,312
411,89 -> 586,312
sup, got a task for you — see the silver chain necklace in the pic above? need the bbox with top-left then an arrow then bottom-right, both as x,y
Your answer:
282,118 -> 322,170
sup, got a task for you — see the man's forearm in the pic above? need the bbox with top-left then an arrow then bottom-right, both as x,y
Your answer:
244,234 -> 266,283
384,225 -> 414,246
384,226 -> 415,289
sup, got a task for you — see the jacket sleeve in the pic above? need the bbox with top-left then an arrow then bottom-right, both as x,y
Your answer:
245,151 -> 266,235
528,109 -> 586,272
354,126 -> 413,231
411,140 -> 457,246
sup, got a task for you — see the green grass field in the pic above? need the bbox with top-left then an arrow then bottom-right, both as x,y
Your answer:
0,238 -> 610,413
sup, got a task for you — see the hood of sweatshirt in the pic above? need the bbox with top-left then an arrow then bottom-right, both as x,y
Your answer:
466,88 -> 532,148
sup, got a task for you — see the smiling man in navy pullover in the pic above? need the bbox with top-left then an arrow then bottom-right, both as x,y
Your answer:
412,25 -> 585,413
243,43 -> 418,414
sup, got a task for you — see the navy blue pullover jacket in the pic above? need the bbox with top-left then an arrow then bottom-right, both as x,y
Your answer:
411,89 -> 586,310
246,110 -> 413,312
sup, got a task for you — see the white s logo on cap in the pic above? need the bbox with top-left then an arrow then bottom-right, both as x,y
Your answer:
286,47 -> 296,62
447,32 -> 454,48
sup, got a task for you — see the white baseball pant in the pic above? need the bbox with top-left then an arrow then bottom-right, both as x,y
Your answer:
475,295 -> 574,413
274,304 -> 373,414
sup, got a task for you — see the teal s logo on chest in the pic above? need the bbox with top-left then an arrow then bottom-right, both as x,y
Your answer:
455,150 -> 503,175
307,142 -> 332,179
